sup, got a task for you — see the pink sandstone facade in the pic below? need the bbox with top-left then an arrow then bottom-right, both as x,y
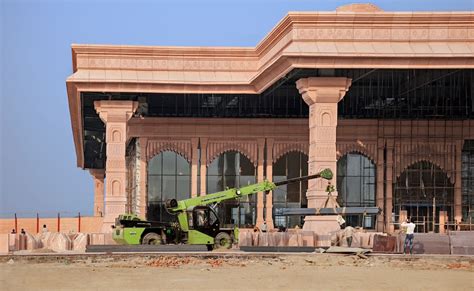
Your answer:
65,4 -> 474,235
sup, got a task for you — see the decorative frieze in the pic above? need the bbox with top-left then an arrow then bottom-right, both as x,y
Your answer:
146,139 -> 192,162
206,139 -> 258,166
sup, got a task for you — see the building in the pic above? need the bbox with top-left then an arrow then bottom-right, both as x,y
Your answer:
66,4 -> 474,234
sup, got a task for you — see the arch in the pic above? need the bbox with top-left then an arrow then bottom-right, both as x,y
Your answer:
394,160 -> 454,232
146,140 -> 191,163
207,150 -> 257,227
207,143 -> 257,167
336,143 -> 376,163
146,150 -> 191,221
111,180 -> 121,196
272,143 -> 309,163
396,158 -> 453,184
111,130 -> 121,142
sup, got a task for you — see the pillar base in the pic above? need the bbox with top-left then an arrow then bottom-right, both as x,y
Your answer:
303,215 -> 341,233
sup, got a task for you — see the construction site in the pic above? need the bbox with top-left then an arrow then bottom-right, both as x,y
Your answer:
1,3 -> 473,290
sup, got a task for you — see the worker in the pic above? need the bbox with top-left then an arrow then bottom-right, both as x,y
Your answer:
20,228 -> 26,235
42,224 -> 48,233
11,229 -> 16,234
401,218 -> 416,254
343,225 -> 355,247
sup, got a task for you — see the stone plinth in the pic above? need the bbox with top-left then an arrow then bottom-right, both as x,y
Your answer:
94,101 -> 138,232
296,77 -> 351,235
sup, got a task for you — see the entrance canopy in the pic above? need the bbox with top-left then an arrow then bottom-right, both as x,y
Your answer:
67,4 -> 474,168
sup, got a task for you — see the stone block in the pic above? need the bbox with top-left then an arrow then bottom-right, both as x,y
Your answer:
0,234 -> 9,254
373,235 -> 397,253
257,233 -> 269,247
449,231 -> 474,255
18,234 -> 27,250
90,233 -> 105,245
275,233 -> 288,247
25,233 -> 41,250
315,234 -> 332,247
301,231 -> 314,247
73,233 -> 90,251
8,234 -> 18,251
238,231 -> 252,247
48,233 -> 72,252
288,233 -> 300,246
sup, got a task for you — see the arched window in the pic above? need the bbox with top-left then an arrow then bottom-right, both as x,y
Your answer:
337,153 -> 376,228
395,161 -> 454,233
273,151 -> 308,228
147,151 -> 190,221
207,151 -> 256,227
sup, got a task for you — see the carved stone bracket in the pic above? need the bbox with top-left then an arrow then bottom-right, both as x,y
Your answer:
146,139 -> 192,162
206,139 -> 259,167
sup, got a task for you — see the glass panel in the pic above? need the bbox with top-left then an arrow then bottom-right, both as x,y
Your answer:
207,158 -> 220,176
148,155 -> 162,175
162,175 -> 176,200
287,182 -> 300,203
224,175 -> 237,189
287,152 -> 300,178
207,175 -> 220,193
162,151 -> 176,175
240,156 -> 255,175
240,175 -> 256,187
273,158 -> 286,176
224,152 -> 237,176
147,176 -> 161,202
347,154 -> 361,176
177,155 -> 190,176
177,176 -> 190,201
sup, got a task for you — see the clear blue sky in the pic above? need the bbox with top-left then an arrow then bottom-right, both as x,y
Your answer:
0,0 -> 472,217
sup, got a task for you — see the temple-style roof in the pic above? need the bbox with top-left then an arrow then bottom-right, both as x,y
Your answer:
67,4 -> 474,168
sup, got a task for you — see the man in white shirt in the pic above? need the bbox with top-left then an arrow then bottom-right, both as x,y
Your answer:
401,218 -> 416,254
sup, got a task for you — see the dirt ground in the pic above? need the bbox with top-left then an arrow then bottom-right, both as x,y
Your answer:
0,254 -> 473,290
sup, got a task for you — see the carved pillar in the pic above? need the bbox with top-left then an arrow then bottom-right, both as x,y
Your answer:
265,138 -> 275,229
94,100 -> 138,232
296,77 -> 352,234
90,169 -> 105,217
200,138 -> 208,196
454,140 -> 463,226
191,138 -> 199,197
385,139 -> 395,233
138,138 -> 148,218
376,138 -> 385,232
256,138 -> 265,227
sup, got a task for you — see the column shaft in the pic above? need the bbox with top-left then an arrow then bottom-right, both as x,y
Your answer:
265,138 -> 274,229
296,77 -> 351,236
94,101 -> 138,232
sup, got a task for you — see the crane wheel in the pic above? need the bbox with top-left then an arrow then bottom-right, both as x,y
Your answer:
214,232 -> 232,249
142,232 -> 162,245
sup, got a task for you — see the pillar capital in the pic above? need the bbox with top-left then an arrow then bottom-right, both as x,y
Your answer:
94,100 -> 138,124
296,77 -> 352,105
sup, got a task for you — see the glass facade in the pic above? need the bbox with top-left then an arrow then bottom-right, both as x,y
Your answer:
273,151 -> 308,228
207,151 -> 256,227
147,151 -> 191,222
394,161 -> 454,233
337,153 -> 376,229
462,140 -> 474,224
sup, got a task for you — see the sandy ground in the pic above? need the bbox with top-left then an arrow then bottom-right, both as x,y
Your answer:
0,254 -> 473,290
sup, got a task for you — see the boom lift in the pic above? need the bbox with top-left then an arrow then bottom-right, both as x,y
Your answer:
113,168 -> 333,250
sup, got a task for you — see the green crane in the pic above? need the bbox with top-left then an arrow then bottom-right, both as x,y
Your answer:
113,168 -> 333,250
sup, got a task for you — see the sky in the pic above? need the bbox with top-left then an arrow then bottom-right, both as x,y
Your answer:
0,0 -> 472,218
